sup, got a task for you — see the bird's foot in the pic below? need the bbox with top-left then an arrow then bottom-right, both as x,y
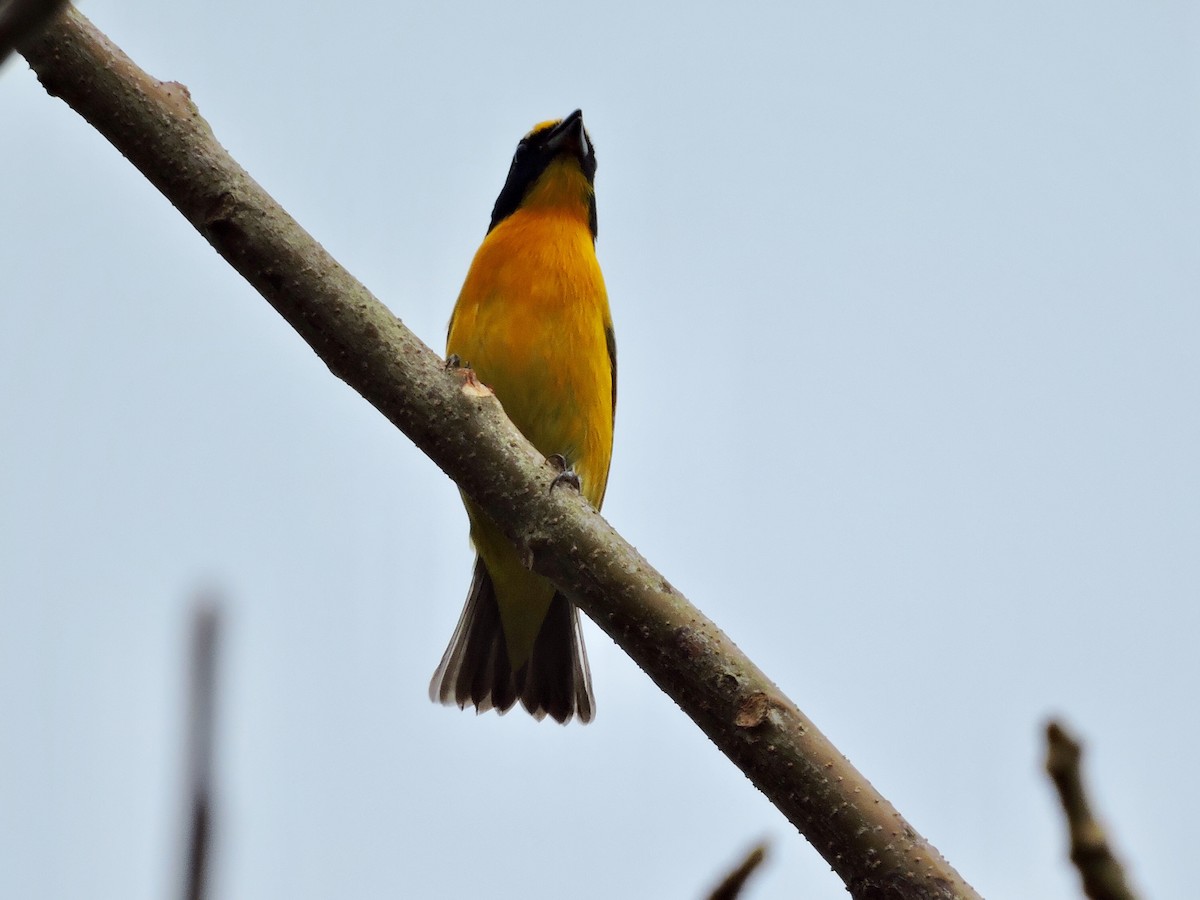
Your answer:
547,454 -> 581,494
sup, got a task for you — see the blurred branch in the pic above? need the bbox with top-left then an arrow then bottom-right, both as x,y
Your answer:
182,601 -> 221,900
706,842 -> 768,900
1045,720 -> 1139,900
0,0 -> 65,64
18,10 -> 980,898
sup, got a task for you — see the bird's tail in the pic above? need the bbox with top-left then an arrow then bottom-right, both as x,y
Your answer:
429,558 -> 595,724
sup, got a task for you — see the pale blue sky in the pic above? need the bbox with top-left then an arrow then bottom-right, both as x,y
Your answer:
2,2 -> 1199,897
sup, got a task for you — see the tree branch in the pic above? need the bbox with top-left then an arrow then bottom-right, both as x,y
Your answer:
1045,720 -> 1139,900
18,9 -> 980,898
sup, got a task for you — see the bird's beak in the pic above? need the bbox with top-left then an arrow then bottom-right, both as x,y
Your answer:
546,109 -> 590,160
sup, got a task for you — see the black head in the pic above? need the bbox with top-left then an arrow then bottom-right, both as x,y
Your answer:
487,109 -> 598,237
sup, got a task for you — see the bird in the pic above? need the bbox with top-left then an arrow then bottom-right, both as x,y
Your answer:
429,110 -> 615,724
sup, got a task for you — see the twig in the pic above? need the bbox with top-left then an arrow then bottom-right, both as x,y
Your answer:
182,601 -> 221,900
706,842 -> 768,900
18,11 -> 980,898
0,0 -> 66,64
1045,720 -> 1139,900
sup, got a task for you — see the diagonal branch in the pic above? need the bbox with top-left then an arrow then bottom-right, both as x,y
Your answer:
18,9 -> 980,898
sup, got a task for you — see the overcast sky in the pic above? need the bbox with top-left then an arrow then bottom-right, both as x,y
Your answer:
3,2 -> 1199,898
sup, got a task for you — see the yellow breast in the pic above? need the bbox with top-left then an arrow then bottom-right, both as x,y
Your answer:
448,207 -> 614,508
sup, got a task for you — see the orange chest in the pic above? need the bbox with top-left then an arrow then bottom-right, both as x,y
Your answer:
447,212 -> 614,504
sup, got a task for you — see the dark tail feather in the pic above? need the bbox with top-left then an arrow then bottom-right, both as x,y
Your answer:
523,591 -> 594,723
429,558 -> 595,724
429,559 -> 517,715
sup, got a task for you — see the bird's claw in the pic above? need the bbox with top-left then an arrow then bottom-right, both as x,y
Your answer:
547,454 -> 581,494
